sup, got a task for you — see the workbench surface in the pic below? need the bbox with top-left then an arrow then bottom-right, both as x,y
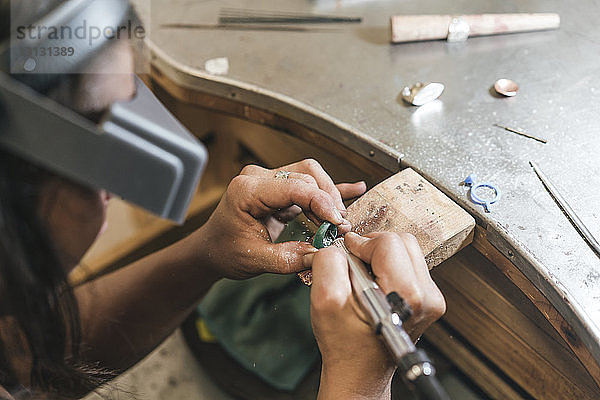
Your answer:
146,0 -> 600,364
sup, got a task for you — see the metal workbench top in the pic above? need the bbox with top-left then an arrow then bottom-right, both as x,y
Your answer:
146,0 -> 600,363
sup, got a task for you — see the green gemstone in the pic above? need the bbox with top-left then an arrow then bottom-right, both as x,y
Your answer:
312,222 -> 338,249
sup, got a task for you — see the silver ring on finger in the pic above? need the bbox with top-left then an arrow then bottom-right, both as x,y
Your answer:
274,170 -> 292,180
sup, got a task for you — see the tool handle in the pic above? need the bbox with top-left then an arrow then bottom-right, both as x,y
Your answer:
398,350 -> 451,400
390,13 -> 560,43
412,372 -> 451,400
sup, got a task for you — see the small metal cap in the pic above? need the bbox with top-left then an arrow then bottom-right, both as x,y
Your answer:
494,78 -> 519,97
401,82 -> 445,106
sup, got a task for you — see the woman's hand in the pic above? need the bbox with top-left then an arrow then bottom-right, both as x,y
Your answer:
193,159 -> 366,279
310,232 -> 446,399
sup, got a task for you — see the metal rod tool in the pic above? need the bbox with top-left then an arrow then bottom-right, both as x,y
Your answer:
494,124 -> 547,144
530,161 -> 600,258
219,8 -> 362,24
332,238 -> 450,400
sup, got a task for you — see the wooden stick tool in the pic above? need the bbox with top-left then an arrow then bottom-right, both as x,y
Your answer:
391,13 -> 560,43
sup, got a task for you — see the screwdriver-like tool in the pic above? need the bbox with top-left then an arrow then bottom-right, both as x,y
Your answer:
330,235 -> 450,400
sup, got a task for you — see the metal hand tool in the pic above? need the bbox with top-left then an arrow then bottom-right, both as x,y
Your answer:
530,161 -> 600,258
219,8 -> 362,24
311,222 -> 449,399
331,237 -> 450,400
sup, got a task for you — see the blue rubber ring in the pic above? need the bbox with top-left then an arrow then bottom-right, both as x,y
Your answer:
469,182 -> 500,213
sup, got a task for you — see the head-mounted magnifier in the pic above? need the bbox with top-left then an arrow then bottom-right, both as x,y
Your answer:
0,0 -> 207,224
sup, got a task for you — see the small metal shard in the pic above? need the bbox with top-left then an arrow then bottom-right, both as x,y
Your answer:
494,124 -> 547,144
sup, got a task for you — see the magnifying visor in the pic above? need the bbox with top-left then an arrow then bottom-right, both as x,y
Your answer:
0,0 -> 207,224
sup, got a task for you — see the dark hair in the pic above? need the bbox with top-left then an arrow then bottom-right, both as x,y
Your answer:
0,1 -> 115,397
0,149 -> 120,398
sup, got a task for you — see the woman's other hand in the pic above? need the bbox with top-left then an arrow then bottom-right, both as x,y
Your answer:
193,159 -> 366,279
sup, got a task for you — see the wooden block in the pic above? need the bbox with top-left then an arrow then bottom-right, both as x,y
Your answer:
345,168 -> 475,269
